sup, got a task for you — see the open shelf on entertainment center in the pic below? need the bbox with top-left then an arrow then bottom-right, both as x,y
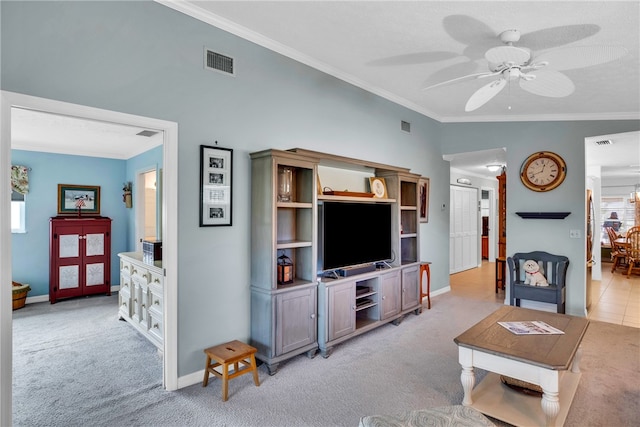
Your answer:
318,194 -> 395,203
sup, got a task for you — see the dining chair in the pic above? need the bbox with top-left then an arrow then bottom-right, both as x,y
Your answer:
606,227 -> 627,273
626,225 -> 640,237
625,227 -> 640,278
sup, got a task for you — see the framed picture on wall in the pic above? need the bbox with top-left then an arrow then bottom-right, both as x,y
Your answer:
57,184 -> 101,215
419,177 -> 430,223
200,144 -> 233,226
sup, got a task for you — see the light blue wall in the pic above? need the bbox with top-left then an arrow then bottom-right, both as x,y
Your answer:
2,1 -> 445,377
3,1 -> 637,379
10,150 -> 128,297
442,121 -> 639,315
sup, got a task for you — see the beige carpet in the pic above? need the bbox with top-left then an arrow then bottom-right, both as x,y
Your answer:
12,292 -> 640,426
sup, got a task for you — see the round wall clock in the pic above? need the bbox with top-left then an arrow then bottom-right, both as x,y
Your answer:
369,177 -> 387,198
520,151 -> 567,192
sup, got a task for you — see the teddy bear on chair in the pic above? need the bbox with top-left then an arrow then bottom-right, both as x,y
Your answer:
523,260 -> 549,287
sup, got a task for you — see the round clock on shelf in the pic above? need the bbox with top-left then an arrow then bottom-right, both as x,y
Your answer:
369,177 -> 387,198
520,151 -> 567,192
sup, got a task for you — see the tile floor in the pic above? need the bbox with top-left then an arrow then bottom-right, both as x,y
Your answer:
449,260 -> 639,328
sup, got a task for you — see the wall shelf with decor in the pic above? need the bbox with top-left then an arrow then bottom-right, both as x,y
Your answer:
515,212 -> 571,219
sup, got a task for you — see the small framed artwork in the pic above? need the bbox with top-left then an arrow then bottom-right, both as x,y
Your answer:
57,184 -> 101,215
419,177 -> 430,223
200,144 -> 233,226
368,177 -> 388,199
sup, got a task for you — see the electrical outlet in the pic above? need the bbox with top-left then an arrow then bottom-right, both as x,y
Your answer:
570,230 -> 581,238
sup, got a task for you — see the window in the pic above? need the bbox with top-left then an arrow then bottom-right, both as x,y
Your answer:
11,191 -> 26,233
601,196 -> 634,244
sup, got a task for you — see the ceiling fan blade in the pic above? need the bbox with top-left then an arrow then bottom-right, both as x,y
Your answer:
465,79 -> 507,112
534,46 -> 628,70
422,61 -> 485,89
519,24 -> 600,51
443,15 -> 496,60
423,71 -> 496,91
519,70 -> 575,97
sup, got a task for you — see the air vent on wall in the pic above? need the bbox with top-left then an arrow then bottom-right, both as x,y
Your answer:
594,139 -> 613,146
205,48 -> 235,75
401,120 -> 411,133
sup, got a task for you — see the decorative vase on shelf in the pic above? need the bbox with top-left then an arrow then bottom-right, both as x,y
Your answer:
278,167 -> 293,202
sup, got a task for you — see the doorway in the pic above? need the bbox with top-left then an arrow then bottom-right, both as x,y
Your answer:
585,131 -> 640,313
450,185 -> 479,274
1,91 -> 179,423
136,168 -> 161,252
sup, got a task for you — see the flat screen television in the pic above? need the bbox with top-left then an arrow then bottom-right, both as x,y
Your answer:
318,201 -> 392,272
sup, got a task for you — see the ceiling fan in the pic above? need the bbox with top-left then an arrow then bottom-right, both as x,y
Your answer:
423,28 -> 628,112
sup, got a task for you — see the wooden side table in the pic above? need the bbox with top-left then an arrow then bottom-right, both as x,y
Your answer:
495,257 -> 506,293
420,262 -> 431,309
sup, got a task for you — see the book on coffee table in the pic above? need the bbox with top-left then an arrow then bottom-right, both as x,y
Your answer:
498,321 -> 565,335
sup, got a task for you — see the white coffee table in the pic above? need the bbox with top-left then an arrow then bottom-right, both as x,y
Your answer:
454,306 -> 589,427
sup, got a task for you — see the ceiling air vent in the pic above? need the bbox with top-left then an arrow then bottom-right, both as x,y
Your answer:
401,120 -> 411,133
205,49 -> 235,76
594,139 -> 613,146
136,130 -> 159,137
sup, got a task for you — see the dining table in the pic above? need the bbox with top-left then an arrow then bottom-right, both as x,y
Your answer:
614,237 -> 629,249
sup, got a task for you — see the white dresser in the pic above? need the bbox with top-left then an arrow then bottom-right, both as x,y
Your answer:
118,252 -> 164,350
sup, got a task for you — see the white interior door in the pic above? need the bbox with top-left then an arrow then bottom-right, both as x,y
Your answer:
450,185 -> 479,274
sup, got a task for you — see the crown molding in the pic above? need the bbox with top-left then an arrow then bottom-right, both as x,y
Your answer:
155,1 -> 639,125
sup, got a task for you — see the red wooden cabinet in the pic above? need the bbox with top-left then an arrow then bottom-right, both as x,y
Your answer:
49,217 -> 112,303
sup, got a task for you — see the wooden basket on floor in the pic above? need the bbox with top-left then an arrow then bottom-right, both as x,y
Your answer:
12,281 -> 30,310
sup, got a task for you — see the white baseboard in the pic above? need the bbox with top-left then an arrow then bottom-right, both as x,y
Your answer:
178,370 -> 206,389
430,286 -> 450,298
24,294 -> 48,304
24,285 -> 120,305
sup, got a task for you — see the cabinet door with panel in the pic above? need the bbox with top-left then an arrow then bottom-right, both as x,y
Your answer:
49,217 -> 112,303
276,287 -> 317,356
327,281 -> 356,341
379,271 -> 401,320
401,265 -> 420,312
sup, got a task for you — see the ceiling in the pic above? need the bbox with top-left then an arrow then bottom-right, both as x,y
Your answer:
163,0 -> 640,123
10,1 -> 639,181
11,108 -> 163,160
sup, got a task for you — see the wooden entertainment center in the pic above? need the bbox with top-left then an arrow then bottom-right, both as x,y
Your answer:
250,148 -> 424,374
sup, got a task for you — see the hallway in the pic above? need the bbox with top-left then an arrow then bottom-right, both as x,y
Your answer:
449,261 -> 639,328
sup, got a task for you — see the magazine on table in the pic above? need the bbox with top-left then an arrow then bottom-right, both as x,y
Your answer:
498,321 -> 565,335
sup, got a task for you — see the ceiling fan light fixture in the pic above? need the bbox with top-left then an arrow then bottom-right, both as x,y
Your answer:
486,164 -> 503,172
485,46 -> 530,65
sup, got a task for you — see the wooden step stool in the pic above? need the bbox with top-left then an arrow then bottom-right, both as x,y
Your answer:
202,340 -> 260,401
